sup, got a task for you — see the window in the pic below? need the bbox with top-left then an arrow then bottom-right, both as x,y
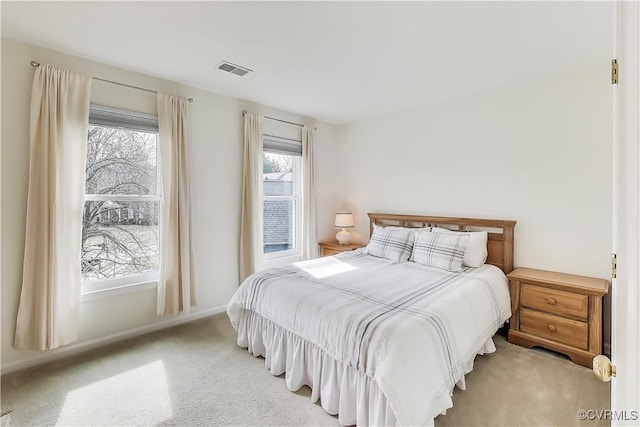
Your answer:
263,136 -> 302,260
82,105 -> 161,293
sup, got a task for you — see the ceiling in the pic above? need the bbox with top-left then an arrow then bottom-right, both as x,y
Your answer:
1,1 -> 613,125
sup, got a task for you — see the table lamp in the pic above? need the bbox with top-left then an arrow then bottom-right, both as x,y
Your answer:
334,212 -> 355,245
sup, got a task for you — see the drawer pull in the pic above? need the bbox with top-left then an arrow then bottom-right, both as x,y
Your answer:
546,298 -> 557,305
547,324 -> 557,332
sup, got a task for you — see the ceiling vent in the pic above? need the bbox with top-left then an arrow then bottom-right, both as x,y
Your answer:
217,61 -> 252,77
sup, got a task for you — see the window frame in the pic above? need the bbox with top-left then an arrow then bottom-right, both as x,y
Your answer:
262,137 -> 303,265
81,106 -> 162,295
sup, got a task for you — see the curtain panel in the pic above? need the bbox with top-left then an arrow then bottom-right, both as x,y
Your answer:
157,93 -> 196,315
301,126 -> 317,260
239,112 -> 264,281
14,64 -> 91,350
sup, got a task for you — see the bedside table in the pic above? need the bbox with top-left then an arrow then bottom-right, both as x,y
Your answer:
318,241 -> 364,257
507,267 -> 609,368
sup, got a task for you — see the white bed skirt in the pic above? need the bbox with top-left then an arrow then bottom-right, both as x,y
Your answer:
236,309 -> 497,426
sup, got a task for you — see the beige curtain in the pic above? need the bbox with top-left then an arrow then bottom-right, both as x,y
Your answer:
157,93 -> 196,315
239,112 -> 263,281
301,126 -> 317,260
14,64 -> 91,350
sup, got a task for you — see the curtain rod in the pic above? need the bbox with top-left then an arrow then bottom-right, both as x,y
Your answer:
242,110 -> 316,130
30,60 -> 194,103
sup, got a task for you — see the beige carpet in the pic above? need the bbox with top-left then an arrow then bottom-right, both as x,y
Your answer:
1,314 -> 609,426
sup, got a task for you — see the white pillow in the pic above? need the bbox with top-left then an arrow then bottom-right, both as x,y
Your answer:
431,227 -> 488,268
411,231 -> 469,272
365,226 -> 415,262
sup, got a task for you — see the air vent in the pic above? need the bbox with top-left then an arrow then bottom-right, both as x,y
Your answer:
217,61 -> 252,77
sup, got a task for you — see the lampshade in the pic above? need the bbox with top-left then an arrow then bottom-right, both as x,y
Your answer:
334,212 -> 355,229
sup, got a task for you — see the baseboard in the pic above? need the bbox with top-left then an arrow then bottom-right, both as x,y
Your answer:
1,305 -> 227,376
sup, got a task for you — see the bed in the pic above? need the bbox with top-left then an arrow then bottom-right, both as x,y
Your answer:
227,213 -> 517,426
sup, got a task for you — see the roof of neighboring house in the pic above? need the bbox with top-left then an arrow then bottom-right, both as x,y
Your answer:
263,177 -> 293,246
264,199 -> 293,245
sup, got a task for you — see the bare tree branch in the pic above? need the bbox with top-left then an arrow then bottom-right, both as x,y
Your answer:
82,125 -> 159,280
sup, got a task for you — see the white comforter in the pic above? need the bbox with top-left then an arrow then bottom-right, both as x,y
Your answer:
227,251 -> 511,426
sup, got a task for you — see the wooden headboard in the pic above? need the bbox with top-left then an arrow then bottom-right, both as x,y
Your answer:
368,213 -> 517,274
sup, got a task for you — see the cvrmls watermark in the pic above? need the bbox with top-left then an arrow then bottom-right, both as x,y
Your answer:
577,409 -> 639,421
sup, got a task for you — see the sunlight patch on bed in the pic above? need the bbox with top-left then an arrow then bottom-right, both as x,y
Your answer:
56,360 -> 173,425
295,258 -> 358,278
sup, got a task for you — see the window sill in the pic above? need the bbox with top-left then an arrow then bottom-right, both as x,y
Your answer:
81,280 -> 158,303
262,253 -> 302,269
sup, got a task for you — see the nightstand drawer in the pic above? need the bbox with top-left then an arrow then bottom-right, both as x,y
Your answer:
521,283 -> 588,320
520,308 -> 588,350
322,248 -> 343,256
319,241 -> 364,257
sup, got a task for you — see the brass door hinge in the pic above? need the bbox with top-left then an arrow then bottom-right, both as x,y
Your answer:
611,253 -> 617,278
611,59 -> 618,84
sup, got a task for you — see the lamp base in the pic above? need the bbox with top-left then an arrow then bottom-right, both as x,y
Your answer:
336,229 -> 351,245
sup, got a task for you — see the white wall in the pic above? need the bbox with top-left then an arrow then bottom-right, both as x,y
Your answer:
0,38 -> 339,370
334,67 -> 612,346
336,67 -> 611,278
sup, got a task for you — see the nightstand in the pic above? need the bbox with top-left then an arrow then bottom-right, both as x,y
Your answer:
507,267 -> 609,368
318,241 -> 364,257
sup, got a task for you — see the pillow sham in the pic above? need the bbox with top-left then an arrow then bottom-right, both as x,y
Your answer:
431,227 -> 488,268
411,231 -> 469,272
365,226 -> 415,262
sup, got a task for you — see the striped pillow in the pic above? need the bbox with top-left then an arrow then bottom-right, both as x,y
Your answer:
365,227 -> 415,262
432,227 -> 488,267
411,231 -> 469,272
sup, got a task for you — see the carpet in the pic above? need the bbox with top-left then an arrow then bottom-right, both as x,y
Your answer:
1,314 -> 609,426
